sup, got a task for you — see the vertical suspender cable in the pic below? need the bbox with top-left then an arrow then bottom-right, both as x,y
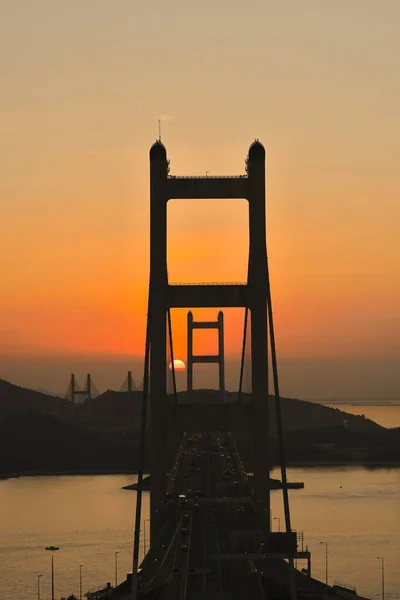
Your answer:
167,308 -> 178,404
266,257 -> 292,534
131,305 -> 151,600
238,307 -> 249,404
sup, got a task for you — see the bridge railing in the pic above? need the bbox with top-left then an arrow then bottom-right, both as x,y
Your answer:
84,582 -> 110,598
333,580 -> 357,592
296,531 -> 305,551
168,174 -> 247,179
169,281 -> 247,286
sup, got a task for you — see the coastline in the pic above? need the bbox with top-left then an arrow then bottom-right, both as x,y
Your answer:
2,460 -> 400,481
0,468 -> 143,481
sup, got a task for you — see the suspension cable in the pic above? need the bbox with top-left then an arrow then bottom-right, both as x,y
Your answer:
266,257 -> 292,534
131,303 -> 152,600
167,308 -> 178,404
238,307 -> 249,404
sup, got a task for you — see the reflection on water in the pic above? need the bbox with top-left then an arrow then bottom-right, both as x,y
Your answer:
1,469 -> 399,599
271,467 -> 400,600
0,475 -> 146,600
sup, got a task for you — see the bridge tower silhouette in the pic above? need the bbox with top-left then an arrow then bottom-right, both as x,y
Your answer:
187,310 -> 225,400
125,140 -> 372,600
147,139 -> 271,541
69,373 -> 92,405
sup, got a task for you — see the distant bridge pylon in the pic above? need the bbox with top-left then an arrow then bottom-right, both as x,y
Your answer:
65,373 -> 100,404
120,370 -> 143,393
64,371 -> 143,403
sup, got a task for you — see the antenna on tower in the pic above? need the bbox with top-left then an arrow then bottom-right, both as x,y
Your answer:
158,119 -> 162,142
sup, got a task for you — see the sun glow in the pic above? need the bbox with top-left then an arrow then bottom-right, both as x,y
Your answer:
169,359 -> 186,372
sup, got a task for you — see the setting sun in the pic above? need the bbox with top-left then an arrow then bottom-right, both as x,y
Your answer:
168,359 -> 186,372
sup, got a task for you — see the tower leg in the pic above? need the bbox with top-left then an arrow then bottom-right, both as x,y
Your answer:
187,312 -> 193,395
218,311 -> 225,401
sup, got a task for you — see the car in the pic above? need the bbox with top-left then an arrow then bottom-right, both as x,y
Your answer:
194,502 -> 200,508
180,544 -> 188,551
239,507 -> 245,512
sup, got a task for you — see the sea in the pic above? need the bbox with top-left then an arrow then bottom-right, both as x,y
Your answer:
0,405 -> 399,600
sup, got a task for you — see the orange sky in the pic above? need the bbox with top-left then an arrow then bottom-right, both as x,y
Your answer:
1,2 -> 399,394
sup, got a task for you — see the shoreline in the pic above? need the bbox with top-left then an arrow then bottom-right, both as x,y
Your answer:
0,468 -> 142,481
1,461 -> 400,481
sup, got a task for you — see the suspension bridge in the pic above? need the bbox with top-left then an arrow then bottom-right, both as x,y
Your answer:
89,140 -> 371,599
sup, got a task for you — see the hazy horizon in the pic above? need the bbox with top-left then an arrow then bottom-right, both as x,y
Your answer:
2,353 -> 399,400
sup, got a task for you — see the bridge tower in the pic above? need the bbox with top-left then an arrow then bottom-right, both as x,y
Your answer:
147,140 -> 270,542
70,373 -> 92,404
69,373 -> 92,420
186,310 -> 225,399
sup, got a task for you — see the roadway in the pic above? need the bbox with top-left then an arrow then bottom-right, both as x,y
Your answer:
139,432 -> 267,599
135,431 -> 370,600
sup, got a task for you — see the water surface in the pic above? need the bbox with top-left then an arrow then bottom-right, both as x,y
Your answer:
324,403 -> 400,428
1,468 -> 399,599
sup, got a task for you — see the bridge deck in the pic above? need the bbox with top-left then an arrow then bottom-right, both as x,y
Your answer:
126,432 -> 371,600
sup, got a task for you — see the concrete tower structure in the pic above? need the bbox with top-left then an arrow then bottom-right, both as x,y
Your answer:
148,140 -> 270,542
187,310 -> 225,398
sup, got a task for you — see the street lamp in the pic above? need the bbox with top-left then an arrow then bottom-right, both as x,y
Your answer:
144,519 -> 150,556
37,574 -> 42,600
273,517 -> 281,532
319,541 -> 328,585
376,557 -> 385,600
80,564 -> 84,600
45,546 -> 60,600
115,551 -> 120,588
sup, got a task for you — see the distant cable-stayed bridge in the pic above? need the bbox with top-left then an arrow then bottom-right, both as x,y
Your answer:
64,371 -> 143,404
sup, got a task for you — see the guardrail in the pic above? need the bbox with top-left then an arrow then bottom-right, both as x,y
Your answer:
169,282 -> 247,286
168,175 -> 247,179
333,580 -> 357,592
85,583 -> 110,598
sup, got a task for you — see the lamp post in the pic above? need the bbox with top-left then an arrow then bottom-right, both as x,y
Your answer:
115,551 -> 119,588
37,574 -> 42,600
319,541 -> 328,585
80,564 -> 84,600
144,519 -> 150,556
376,556 -> 385,600
45,546 -> 60,600
273,517 -> 281,532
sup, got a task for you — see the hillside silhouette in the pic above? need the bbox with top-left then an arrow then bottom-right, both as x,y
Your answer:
0,379 -> 385,434
84,388 -> 385,434
0,379 -> 398,477
0,379 -> 71,419
0,410 -> 135,476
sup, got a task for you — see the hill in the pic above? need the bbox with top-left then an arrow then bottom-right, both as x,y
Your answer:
85,388 -> 384,435
0,379 -> 71,419
0,379 -> 397,477
0,410 -> 136,476
281,424 -> 400,464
